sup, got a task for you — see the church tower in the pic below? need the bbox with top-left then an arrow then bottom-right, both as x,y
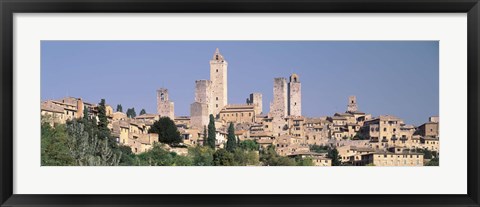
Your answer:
347,95 -> 358,113
288,73 -> 301,116
157,88 -> 175,119
210,48 -> 228,115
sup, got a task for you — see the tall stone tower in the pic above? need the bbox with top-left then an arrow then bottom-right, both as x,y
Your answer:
157,88 -> 175,119
288,73 -> 301,116
247,93 -> 263,115
210,48 -> 228,115
269,78 -> 288,137
347,95 -> 358,112
190,80 -> 212,130
270,78 -> 288,118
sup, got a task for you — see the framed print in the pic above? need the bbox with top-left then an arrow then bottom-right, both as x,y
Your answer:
1,0 -> 479,206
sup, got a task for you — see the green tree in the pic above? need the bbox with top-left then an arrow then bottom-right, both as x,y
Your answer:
239,140 -> 259,151
425,157 -> 439,166
188,145 -> 214,166
116,104 -> 123,112
126,108 -> 137,118
148,117 -> 182,145
295,156 -> 314,166
140,109 -> 146,115
41,123 -> 75,166
82,106 -> 89,122
327,148 -> 341,166
203,125 -> 208,146
97,99 -> 109,133
259,145 -> 296,166
66,120 -> 120,166
207,114 -> 216,148
233,149 -> 259,166
213,149 -> 235,166
226,122 -> 237,152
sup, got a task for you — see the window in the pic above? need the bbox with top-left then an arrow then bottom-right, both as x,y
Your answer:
383,128 -> 386,132
216,97 -> 218,100
216,104 -> 218,108
216,69 -> 218,72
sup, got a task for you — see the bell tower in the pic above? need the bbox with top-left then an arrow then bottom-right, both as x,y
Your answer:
210,48 -> 228,115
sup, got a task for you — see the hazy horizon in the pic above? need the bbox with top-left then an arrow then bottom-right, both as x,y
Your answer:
41,41 -> 439,126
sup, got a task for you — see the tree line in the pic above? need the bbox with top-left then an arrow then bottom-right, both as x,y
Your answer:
42,99 -> 314,166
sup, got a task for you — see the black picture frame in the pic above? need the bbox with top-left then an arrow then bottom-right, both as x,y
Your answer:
1,0 -> 479,206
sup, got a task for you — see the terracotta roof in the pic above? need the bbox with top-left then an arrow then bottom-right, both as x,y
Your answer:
41,101 -> 64,113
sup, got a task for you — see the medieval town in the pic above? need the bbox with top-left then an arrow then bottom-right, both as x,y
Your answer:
41,48 -> 440,166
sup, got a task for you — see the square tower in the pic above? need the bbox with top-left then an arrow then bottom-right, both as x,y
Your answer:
288,73 -> 301,116
270,78 -> 288,118
246,93 -> 263,115
195,80 -> 213,115
347,95 -> 358,113
157,88 -> 175,119
210,48 -> 228,116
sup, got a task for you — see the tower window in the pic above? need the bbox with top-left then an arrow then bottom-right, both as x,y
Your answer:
216,104 -> 218,108
216,97 -> 218,100
216,69 -> 218,72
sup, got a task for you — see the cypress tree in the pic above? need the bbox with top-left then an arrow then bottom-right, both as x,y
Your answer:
140,109 -> 146,115
116,104 -> 123,112
207,114 -> 216,149
203,125 -> 208,146
226,122 -> 236,152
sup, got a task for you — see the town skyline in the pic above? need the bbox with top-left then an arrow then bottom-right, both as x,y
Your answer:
41,41 -> 439,125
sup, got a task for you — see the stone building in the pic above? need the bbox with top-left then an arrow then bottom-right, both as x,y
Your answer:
190,80 -> 213,130
246,93 -> 263,115
288,73 -> 301,116
219,104 -> 256,124
156,88 -> 175,119
210,48 -> 228,115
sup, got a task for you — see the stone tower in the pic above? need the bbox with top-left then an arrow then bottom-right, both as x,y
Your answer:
157,88 -> 175,119
190,80 -> 212,130
288,73 -> 301,116
246,93 -> 263,115
347,95 -> 358,113
270,78 -> 288,118
210,48 -> 228,116
269,78 -> 288,137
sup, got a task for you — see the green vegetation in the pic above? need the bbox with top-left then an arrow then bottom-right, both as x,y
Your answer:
327,147 -> 341,166
259,145 -> 313,166
226,122 -> 237,152
140,109 -> 146,115
148,117 -> 182,145
425,157 -> 439,166
207,114 -> 216,148
239,140 -> 259,151
126,107 -> 136,118
116,104 -> 123,112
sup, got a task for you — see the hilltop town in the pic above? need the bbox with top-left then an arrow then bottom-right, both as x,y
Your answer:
41,48 -> 439,166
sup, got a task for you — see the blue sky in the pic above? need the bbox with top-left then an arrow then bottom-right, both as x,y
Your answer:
41,41 -> 438,126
